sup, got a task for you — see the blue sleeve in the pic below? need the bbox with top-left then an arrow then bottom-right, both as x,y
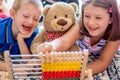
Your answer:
0,18 -> 3,21
0,44 -> 10,54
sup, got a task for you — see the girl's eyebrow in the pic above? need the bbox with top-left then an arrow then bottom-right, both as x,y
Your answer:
84,11 -> 89,14
84,11 -> 105,16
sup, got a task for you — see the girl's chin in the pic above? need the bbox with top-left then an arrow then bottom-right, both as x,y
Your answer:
88,31 -> 98,36
89,33 -> 98,37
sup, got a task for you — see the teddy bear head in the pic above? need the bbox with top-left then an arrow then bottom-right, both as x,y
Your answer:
43,2 -> 78,33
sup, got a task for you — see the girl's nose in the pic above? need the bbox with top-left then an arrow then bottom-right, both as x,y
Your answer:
88,19 -> 95,26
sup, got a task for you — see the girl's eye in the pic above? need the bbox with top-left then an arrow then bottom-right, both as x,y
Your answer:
96,17 -> 102,19
84,15 -> 90,18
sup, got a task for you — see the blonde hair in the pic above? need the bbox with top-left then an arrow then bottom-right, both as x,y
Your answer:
12,0 -> 43,12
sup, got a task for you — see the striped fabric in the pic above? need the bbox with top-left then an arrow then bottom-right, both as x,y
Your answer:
77,36 -> 107,55
77,36 -> 120,79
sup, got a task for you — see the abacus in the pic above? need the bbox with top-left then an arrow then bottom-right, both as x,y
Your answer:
2,49 -> 93,80
0,71 -> 8,80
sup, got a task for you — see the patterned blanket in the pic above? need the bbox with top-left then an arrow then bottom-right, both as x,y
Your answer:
89,51 -> 120,80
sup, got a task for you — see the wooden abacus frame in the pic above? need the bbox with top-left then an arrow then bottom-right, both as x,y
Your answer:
0,71 -> 8,80
2,49 -> 93,80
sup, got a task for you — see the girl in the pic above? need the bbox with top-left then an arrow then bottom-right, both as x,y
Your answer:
0,0 -> 43,71
37,0 -> 120,79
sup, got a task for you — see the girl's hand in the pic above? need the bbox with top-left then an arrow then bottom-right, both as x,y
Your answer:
37,42 -> 54,53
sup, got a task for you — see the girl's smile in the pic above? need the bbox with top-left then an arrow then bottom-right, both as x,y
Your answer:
83,4 -> 112,37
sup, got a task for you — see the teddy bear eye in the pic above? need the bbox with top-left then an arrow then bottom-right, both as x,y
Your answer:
65,15 -> 68,18
54,16 -> 57,19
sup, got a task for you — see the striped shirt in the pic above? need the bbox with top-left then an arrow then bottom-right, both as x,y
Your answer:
77,36 -> 107,55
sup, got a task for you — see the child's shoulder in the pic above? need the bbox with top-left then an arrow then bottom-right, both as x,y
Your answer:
0,17 -> 4,21
0,17 -> 11,23
0,17 -> 12,32
0,17 -> 12,27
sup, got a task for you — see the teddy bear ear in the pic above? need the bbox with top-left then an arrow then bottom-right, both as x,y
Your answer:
70,3 -> 78,13
43,5 -> 51,16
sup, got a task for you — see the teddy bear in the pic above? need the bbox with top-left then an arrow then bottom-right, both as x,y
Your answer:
30,2 -> 79,54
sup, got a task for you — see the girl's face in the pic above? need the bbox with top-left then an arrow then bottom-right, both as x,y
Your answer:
83,4 -> 112,37
11,3 -> 41,36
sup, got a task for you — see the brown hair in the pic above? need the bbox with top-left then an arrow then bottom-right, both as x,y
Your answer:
12,0 -> 43,12
79,0 -> 120,41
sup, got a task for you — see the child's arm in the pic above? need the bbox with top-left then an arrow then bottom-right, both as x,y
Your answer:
37,23 -> 120,75
17,33 -> 30,56
37,24 -> 81,52
87,40 -> 120,74
17,27 -> 36,59
0,61 -> 7,71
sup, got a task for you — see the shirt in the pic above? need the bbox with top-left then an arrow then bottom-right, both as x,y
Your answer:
77,36 -> 107,55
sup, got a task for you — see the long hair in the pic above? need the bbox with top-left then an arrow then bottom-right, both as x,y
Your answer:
79,0 -> 120,41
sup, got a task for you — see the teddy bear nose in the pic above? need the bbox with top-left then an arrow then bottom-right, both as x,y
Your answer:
57,19 -> 67,26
